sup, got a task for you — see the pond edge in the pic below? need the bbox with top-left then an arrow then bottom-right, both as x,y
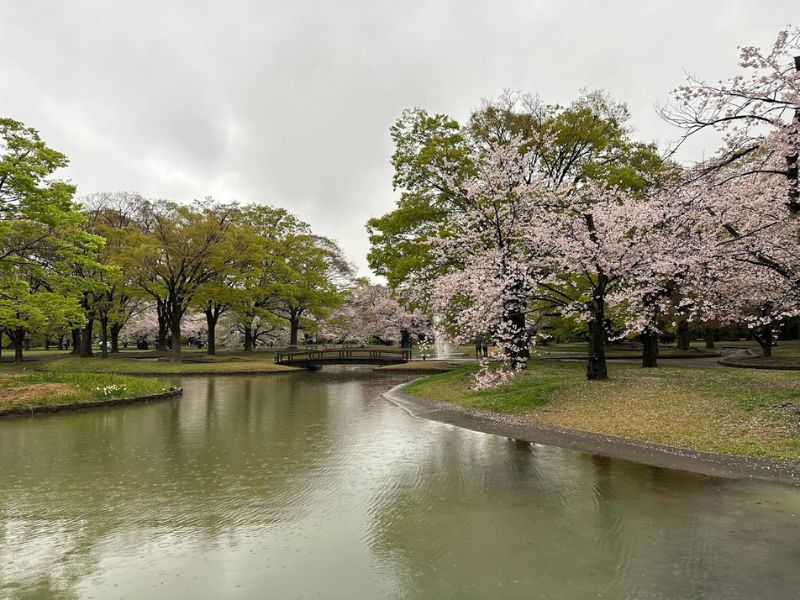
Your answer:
384,381 -> 800,487
0,387 -> 184,418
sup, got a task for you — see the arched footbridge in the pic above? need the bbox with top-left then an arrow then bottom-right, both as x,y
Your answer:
274,348 -> 411,368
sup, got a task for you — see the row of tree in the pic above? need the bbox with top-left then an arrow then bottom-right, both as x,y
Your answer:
2,118 -> 427,361
367,27 -> 800,384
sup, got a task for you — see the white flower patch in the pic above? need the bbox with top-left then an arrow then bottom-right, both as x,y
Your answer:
93,384 -> 127,397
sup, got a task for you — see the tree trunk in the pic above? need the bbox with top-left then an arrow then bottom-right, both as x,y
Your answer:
110,324 -> 122,353
505,309 -> 530,370
586,287 -> 608,380
156,300 -> 168,352
400,329 -> 412,349
100,317 -> 109,359
243,326 -> 254,351
170,314 -> 182,362
71,328 -> 81,355
80,319 -> 94,358
289,317 -> 300,347
641,332 -> 659,368
205,310 -> 218,356
157,321 -> 168,352
11,327 -> 24,362
786,56 -> 799,214
58,335 -> 64,350
676,320 -> 691,351
755,325 -> 774,357
704,328 -> 716,350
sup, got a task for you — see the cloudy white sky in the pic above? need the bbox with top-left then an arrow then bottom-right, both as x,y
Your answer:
0,1 -> 794,274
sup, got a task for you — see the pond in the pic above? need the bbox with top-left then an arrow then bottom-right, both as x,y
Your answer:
1,367 -> 799,599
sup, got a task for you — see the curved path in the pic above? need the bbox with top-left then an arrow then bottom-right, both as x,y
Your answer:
545,347 -> 750,369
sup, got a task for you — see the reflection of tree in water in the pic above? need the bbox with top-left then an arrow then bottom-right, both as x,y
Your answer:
362,432 -> 800,599
2,370 -> 800,598
0,374 -> 343,597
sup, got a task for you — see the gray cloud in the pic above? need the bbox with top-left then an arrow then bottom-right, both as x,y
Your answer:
1,0 -> 794,274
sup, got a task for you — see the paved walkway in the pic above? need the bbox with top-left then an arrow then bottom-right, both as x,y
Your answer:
548,347 -> 751,369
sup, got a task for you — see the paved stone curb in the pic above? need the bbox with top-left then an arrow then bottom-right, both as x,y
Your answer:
718,359 -> 800,371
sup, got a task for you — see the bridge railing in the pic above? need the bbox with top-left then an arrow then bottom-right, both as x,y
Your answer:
274,348 -> 411,364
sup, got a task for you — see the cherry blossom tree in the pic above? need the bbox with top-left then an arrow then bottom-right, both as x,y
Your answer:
528,182 -> 676,379
430,139 -> 672,382
662,26 -> 799,212
675,164 -> 800,357
659,27 -> 800,359
326,280 -> 430,346
430,138 -> 549,372
119,303 -> 159,348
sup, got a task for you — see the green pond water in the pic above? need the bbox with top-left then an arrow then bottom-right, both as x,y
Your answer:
1,367 -> 799,599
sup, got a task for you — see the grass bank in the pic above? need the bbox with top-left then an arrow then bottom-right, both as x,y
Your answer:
374,360 -> 460,374
39,354 -> 298,375
0,370 -> 170,413
405,361 -> 800,461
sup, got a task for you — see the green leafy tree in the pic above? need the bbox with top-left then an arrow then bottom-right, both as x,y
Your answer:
83,192 -> 153,357
227,205 -> 308,351
0,118 -> 83,266
0,117 -> 105,361
368,92 -> 670,292
129,199 -> 235,361
193,214 -> 264,355
0,268 -> 84,361
270,234 -> 353,346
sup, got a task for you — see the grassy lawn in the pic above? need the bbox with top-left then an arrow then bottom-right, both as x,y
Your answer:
406,361 -> 800,461
38,354 -> 298,375
374,360 -> 460,374
0,370 -> 170,412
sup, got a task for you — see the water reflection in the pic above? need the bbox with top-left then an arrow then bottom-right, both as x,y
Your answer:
0,368 -> 798,599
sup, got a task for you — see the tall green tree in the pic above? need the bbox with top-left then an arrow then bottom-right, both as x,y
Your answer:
227,205 -> 308,351
0,117 -> 104,361
129,199 -> 235,361
83,192 -> 152,356
270,234 -> 353,346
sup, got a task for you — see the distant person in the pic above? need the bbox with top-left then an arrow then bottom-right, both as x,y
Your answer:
481,340 -> 488,358
475,339 -> 481,359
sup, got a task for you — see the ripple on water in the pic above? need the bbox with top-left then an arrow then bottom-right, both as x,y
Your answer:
0,369 -> 799,599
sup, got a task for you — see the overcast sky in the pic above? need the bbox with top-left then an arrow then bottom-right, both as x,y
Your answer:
0,1 -> 794,275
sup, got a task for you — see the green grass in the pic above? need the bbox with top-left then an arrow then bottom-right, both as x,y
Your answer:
406,362 -> 572,413
407,360 -> 800,461
0,349 -> 72,359
0,370 -> 170,411
39,355 -> 297,375
374,360 -> 459,374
